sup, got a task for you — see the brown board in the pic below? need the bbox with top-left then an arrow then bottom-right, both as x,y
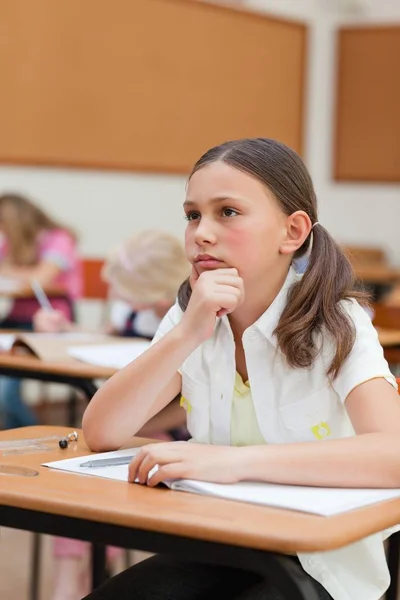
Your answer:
334,27 -> 400,182
0,0 -> 307,174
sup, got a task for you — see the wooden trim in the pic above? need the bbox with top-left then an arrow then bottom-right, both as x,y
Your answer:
174,0 -> 308,28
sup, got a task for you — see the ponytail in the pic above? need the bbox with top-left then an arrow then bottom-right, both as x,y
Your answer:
274,225 -> 367,379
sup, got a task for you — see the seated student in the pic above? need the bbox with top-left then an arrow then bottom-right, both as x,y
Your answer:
0,193 -> 81,429
82,138 -> 400,600
34,229 -> 190,600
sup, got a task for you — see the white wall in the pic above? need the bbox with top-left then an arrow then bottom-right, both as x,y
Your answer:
1,0 -> 400,309
0,168 -> 187,256
247,0 -> 400,263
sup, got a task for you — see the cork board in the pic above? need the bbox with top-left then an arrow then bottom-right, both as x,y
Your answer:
0,0 -> 307,173
334,27 -> 400,182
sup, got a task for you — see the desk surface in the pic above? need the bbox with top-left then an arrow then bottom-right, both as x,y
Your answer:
1,426 -> 400,555
377,328 -> 400,347
354,265 -> 400,284
0,352 -> 116,380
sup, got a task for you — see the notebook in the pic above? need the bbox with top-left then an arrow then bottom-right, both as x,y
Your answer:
43,446 -> 400,517
9,332 -> 121,362
67,340 -> 150,369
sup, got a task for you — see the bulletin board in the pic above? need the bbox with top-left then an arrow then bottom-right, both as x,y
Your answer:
0,0 -> 307,174
334,27 -> 400,182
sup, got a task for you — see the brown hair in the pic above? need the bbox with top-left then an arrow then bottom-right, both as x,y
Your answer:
178,138 -> 366,379
0,193 -> 77,266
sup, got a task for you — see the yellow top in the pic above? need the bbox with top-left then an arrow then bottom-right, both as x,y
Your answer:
230,372 -> 266,446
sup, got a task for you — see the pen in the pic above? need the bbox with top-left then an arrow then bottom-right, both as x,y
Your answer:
79,455 -> 137,468
31,279 -> 53,311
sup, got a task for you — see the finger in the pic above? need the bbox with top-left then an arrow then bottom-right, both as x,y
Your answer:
213,293 -> 242,314
189,265 -> 199,288
147,462 -> 187,487
128,450 -> 147,482
201,268 -> 239,278
128,444 -> 159,482
135,443 -> 182,484
137,453 -> 160,484
212,276 -> 243,289
213,286 -> 242,302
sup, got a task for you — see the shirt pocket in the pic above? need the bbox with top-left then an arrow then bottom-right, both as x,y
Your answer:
180,373 -> 210,443
279,390 -> 337,443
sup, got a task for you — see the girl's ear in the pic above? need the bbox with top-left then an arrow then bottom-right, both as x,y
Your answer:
279,211 -> 312,255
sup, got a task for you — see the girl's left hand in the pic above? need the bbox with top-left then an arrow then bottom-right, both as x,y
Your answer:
128,442 -> 245,487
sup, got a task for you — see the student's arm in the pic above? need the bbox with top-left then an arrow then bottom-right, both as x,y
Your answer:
83,267 -> 244,452
130,377 -> 400,488
137,397 -> 186,437
33,308 -> 76,333
82,326 -> 195,451
129,301 -> 400,488
244,378 -> 400,487
0,261 -> 61,286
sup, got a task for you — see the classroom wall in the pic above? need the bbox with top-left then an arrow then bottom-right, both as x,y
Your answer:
1,0 -> 400,328
247,0 -> 400,264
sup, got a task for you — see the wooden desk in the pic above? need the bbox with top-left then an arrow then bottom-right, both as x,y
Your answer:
354,265 -> 400,285
353,266 -> 400,303
1,426 -> 400,600
377,328 -> 400,348
0,352 -> 116,401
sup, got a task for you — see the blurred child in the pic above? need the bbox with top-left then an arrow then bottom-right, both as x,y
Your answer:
0,193 -> 82,429
34,229 -> 190,600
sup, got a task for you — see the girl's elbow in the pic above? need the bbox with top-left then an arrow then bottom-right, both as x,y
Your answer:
82,411 -> 118,453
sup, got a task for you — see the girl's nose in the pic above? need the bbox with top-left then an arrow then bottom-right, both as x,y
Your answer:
194,219 -> 217,245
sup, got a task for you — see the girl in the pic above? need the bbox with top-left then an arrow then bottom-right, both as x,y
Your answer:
34,229 -> 190,600
82,138 -> 400,600
0,193 -> 81,429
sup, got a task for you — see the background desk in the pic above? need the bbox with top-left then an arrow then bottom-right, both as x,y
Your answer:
1,426 -> 400,600
377,328 -> 400,348
354,266 -> 400,302
0,352 -> 116,405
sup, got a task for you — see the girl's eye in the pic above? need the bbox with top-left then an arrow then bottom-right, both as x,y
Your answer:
184,211 -> 201,221
222,207 -> 239,217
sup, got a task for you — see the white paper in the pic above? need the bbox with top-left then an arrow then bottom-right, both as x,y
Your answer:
0,333 -> 16,351
67,341 -> 150,369
43,447 -> 400,516
43,447 -> 142,481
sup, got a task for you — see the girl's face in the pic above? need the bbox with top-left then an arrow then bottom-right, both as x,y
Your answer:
184,162 -> 291,286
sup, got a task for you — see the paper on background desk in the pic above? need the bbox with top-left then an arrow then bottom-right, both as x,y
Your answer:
43,447 -> 400,517
67,341 -> 150,369
0,332 -> 95,352
0,333 -> 16,351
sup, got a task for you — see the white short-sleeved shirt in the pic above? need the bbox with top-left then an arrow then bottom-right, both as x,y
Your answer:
151,267 -> 398,600
110,301 -> 161,338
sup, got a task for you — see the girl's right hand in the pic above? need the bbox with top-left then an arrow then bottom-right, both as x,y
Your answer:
33,308 -> 72,333
180,267 -> 244,343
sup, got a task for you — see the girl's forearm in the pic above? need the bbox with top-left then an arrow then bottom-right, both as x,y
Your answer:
242,433 -> 400,488
82,324 -> 197,451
